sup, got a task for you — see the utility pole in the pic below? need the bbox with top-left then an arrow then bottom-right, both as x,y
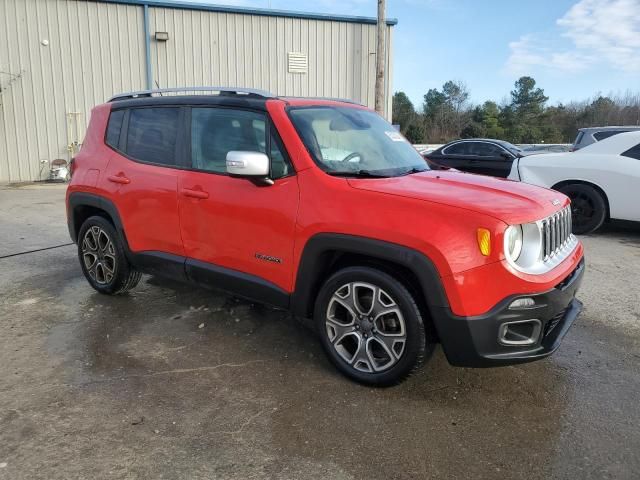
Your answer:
374,0 -> 386,116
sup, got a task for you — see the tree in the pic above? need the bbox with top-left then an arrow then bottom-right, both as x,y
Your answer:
392,91 -> 416,130
421,81 -> 471,142
502,77 -> 549,143
510,76 -> 548,117
392,91 -> 424,143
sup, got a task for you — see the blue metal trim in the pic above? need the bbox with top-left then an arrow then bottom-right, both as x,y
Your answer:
143,4 -> 152,89
102,0 -> 397,25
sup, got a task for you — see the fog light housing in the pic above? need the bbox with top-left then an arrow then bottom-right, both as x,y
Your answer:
498,319 -> 542,346
509,297 -> 535,309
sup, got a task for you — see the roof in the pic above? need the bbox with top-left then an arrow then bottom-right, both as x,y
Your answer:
580,130 -> 640,154
578,125 -> 640,131
101,0 -> 398,25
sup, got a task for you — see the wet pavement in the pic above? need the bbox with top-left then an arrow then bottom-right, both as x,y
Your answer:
1,184 -> 639,479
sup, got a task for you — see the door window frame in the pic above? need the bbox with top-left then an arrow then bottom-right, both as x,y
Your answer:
442,140 -> 513,160
186,105 -> 295,179
106,104 -> 295,180
106,106 -> 188,170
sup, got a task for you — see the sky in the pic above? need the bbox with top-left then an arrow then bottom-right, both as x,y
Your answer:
182,0 -> 640,108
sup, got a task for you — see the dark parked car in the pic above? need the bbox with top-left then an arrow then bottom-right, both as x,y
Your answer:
424,139 -> 524,178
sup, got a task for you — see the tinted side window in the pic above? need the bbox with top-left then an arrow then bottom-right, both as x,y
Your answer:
191,108 -> 292,178
471,142 -> 503,156
191,108 -> 265,173
126,108 -> 180,165
269,129 -> 293,178
594,130 -> 624,141
574,131 -> 584,145
106,110 -> 125,149
622,143 -> 640,160
443,142 -> 469,155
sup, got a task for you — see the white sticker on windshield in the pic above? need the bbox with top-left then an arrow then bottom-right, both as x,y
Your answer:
384,131 -> 406,142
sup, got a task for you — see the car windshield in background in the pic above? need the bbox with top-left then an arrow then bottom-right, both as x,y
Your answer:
288,107 -> 429,177
499,141 -> 522,156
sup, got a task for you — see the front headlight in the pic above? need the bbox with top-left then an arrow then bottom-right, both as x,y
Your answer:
504,225 -> 523,262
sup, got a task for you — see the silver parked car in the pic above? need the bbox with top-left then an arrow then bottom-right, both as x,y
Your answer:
572,126 -> 640,150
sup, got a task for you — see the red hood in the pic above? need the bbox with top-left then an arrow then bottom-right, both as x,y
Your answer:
347,171 -> 568,224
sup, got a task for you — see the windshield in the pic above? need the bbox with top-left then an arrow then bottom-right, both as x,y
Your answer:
499,140 -> 522,156
288,106 -> 429,177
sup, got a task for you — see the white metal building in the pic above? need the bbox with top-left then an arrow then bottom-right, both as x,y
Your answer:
0,0 -> 396,183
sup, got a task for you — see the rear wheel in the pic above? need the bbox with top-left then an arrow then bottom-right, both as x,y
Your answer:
557,183 -> 607,234
77,216 -> 142,294
314,266 -> 433,386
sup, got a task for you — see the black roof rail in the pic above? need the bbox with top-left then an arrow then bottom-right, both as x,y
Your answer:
108,86 -> 276,102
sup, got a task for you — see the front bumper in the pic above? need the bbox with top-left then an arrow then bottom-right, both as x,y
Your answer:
432,257 -> 585,367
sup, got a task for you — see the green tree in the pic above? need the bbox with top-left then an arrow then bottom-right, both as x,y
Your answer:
392,91 -> 416,130
392,91 -> 425,143
503,76 -> 548,143
510,76 -> 548,117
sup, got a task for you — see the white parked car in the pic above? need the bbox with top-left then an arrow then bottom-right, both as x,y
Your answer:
508,131 -> 640,234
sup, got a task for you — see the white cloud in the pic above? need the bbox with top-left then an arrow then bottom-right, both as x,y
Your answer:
505,0 -> 640,75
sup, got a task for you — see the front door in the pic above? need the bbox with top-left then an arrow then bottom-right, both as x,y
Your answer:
177,106 -> 299,296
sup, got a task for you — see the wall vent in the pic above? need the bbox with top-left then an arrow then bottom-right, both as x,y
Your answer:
287,52 -> 308,73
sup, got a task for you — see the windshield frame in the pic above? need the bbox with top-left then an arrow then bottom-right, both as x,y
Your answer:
285,105 -> 429,178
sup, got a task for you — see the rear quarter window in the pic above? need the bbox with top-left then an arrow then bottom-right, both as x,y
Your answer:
621,143 -> 640,160
573,131 -> 584,145
593,130 -> 625,141
105,110 -> 125,149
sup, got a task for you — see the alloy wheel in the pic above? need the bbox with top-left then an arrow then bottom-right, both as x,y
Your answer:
325,282 -> 407,373
82,226 -> 116,285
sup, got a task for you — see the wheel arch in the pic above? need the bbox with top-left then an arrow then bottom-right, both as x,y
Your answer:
290,234 -> 450,330
68,192 -> 130,249
551,179 -> 611,220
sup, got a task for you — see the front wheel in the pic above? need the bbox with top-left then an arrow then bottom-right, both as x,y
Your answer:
314,266 -> 433,386
557,183 -> 607,234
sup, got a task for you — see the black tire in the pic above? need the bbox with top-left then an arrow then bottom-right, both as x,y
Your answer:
77,215 -> 142,295
557,183 -> 607,234
314,266 -> 434,387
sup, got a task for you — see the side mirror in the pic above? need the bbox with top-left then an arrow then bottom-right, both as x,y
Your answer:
226,151 -> 270,179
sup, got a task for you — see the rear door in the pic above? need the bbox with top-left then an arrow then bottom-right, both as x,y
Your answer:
430,142 -> 470,170
177,106 -> 299,296
103,106 -> 185,260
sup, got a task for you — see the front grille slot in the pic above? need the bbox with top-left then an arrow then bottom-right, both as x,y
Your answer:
542,206 -> 572,261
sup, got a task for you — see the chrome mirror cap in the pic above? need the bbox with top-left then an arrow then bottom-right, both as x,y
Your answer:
226,151 -> 270,177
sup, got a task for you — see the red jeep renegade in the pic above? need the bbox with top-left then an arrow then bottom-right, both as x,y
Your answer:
67,87 -> 585,386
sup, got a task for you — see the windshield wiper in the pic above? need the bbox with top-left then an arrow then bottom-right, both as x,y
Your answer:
399,167 -> 428,176
326,170 -> 390,178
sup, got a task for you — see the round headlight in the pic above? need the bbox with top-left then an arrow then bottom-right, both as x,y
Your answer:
505,225 -> 523,261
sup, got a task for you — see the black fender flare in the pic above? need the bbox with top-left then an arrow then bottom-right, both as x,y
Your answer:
290,233 -> 450,319
67,192 -> 129,251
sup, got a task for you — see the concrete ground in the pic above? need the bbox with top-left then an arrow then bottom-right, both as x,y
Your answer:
0,183 -> 639,480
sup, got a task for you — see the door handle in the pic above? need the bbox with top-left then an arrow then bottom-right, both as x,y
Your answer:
107,174 -> 130,185
181,188 -> 209,199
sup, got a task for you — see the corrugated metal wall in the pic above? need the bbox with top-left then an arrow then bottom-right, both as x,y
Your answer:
149,7 -> 393,112
0,0 -> 394,183
0,0 -> 146,182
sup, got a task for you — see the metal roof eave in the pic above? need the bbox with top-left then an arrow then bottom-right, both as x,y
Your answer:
100,0 -> 398,25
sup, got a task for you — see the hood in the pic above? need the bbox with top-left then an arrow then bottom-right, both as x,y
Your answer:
347,170 -> 568,225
